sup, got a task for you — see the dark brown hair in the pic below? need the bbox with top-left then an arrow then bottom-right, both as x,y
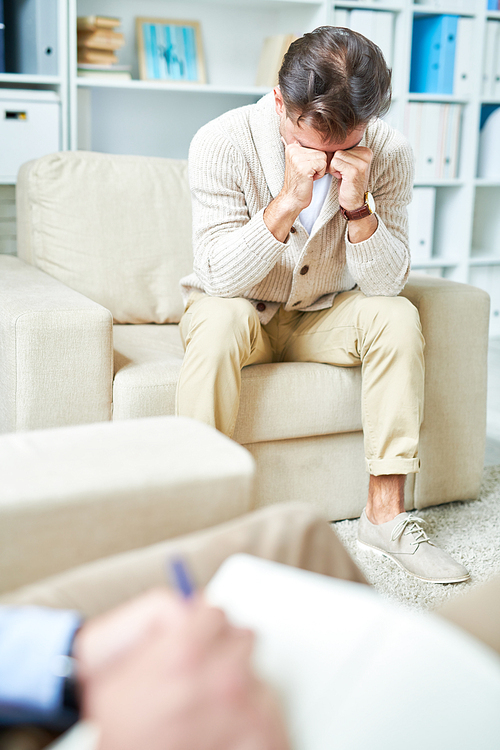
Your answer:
278,26 -> 392,142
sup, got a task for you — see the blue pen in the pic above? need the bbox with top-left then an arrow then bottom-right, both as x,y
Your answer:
169,557 -> 195,599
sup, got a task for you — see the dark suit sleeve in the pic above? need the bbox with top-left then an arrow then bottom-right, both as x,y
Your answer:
0,606 -> 81,729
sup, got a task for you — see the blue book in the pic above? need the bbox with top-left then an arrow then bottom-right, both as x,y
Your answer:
411,16 -> 439,93
437,15 -> 458,94
410,15 -> 458,95
487,0 -> 497,10
0,0 -> 4,73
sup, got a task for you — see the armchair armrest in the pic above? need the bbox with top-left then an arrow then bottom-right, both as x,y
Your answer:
401,272 -> 490,508
0,256 -> 113,433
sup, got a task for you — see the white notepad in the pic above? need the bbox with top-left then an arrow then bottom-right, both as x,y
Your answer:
206,555 -> 500,750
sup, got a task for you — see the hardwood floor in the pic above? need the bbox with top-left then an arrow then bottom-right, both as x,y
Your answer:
485,337 -> 500,467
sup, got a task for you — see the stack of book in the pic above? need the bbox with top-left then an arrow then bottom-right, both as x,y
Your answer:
255,34 -> 297,87
482,20 -> 500,98
77,15 -> 131,79
403,102 -> 463,180
334,9 -> 394,68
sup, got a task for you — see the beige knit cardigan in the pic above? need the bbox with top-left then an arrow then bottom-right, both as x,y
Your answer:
180,93 -> 414,324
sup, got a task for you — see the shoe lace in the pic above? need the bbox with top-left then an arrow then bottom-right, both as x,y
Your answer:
390,514 -> 435,548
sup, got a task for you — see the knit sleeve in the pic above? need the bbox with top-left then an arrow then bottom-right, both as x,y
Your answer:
344,131 -> 414,297
189,127 -> 287,297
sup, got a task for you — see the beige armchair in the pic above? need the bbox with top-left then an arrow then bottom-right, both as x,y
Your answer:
0,150 -> 490,520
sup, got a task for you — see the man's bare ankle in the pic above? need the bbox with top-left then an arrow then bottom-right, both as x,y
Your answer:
365,507 -> 402,526
366,474 -> 406,525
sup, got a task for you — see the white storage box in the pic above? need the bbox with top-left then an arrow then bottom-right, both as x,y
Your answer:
0,89 -> 60,182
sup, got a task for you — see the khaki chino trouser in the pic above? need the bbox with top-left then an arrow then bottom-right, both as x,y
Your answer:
176,289 -> 425,476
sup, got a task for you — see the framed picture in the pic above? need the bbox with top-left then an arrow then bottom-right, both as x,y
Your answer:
136,17 -> 206,83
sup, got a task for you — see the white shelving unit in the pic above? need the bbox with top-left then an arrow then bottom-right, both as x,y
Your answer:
0,0 -> 69,163
1,0 -> 499,333
71,0 -> 330,158
0,0 -> 68,255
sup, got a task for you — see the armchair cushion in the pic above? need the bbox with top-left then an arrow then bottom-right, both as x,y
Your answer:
111,323 -> 363,442
16,151 -> 193,324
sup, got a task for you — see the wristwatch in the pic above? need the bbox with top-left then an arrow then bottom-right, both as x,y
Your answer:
340,192 -> 376,221
62,661 -> 80,715
53,649 -> 80,723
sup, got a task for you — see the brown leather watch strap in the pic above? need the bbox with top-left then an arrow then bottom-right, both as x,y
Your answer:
340,203 -> 372,221
339,192 -> 375,221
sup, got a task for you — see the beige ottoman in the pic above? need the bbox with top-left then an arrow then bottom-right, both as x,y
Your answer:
0,416 -> 255,594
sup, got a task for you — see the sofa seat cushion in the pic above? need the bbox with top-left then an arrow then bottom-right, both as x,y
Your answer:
112,324 -> 363,444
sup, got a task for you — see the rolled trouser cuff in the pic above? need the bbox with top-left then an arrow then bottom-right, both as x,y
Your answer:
366,457 -> 420,476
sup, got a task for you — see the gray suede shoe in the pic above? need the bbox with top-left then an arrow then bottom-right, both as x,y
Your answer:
357,510 -> 470,584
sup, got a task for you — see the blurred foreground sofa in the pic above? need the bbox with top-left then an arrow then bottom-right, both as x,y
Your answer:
0,416 -> 254,594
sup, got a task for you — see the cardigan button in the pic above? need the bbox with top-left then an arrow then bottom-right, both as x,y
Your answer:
256,302 -> 266,312
300,265 -> 309,275
290,226 -> 297,234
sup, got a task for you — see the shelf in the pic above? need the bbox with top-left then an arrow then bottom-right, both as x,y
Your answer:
469,257 -> 500,266
412,6 -> 476,18
125,0 -> 323,5
334,2 -> 404,10
82,0 -> 324,8
411,259 -> 459,267
475,178 -> 500,187
407,93 -> 470,103
197,0 -> 323,4
76,79 -> 271,96
413,179 -> 464,187
0,74 -> 62,85
251,0 -> 322,4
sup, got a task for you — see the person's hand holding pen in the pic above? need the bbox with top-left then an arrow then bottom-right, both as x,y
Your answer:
73,562 -> 290,750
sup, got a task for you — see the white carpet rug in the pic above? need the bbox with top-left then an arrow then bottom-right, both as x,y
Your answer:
332,464 -> 500,612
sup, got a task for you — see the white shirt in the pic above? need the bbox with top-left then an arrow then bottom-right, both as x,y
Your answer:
299,173 -> 333,235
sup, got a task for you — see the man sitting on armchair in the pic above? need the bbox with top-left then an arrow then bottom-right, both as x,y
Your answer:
176,26 -> 467,584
